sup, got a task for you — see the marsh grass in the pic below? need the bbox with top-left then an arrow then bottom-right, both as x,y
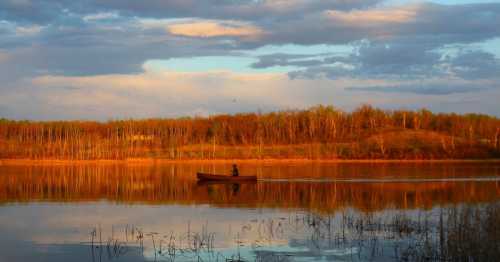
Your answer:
89,222 -> 220,262
86,203 -> 500,261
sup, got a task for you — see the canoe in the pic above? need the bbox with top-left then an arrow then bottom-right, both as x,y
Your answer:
197,172 -> 257,182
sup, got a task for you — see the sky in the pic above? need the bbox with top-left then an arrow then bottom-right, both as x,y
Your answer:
1,0 -> 500,120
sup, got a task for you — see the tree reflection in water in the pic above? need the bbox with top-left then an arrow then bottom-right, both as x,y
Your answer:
1,163 -> 499,212
0,163 -> 499,261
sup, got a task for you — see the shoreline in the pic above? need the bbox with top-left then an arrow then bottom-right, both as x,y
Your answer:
1,158 -> 500,166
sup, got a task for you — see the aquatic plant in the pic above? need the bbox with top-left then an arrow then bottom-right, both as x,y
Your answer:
86,203 -> 500,261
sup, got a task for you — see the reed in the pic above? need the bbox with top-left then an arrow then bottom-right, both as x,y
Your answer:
85,203 -> 500,261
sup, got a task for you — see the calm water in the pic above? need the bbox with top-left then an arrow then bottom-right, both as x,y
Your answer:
0,162 -> 499,262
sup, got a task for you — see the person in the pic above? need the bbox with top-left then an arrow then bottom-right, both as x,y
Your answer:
232,164 -> 239,177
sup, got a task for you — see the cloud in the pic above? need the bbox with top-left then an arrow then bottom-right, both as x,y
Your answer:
285,40 -> 443,80
2,1 -> 500,78
0,0 -> 383,25
0,66 -> 495,120
5,67 -> 443,119
0,50 -> 9,63
0,0 -> 68,24
250,53 -> 335,69
23,68 -> 304,119
14,25 -> 44,36
1,1 -> 500,118
261,2 -> 500,46
0,20 -> 242,78
276,39 -> 500,98
449,50 -> 500,80
167,20 -> 264,39
285,40 -> 500,85
82,12 -> 119,22
86,0 -> 383,21
326,5 -> 418,24
347,79 -> 496,95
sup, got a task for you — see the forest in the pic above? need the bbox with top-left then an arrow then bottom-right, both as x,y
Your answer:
0,105 -> 499,160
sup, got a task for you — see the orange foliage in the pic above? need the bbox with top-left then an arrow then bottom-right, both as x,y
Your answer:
0,164 -> 499,213
0,105 -> 499,159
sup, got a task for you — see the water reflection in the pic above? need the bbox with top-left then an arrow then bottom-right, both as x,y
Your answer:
3,203 -> 498,261
0,162 -> 499,261
1,163 -> 499,212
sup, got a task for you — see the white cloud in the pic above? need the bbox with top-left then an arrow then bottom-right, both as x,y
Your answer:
83,12 -> 119,22
15,25 -> 44,36
1,66 -> 489,119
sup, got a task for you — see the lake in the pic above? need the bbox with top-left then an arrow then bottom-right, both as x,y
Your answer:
0,162 -> 499,261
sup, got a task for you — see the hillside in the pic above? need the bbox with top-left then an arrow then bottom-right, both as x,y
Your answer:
0,105 -> 499,160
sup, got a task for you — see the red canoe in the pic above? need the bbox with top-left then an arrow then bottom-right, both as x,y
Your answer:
197,172 -> 257,182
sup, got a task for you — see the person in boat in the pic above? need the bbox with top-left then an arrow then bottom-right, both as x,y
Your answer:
232,164 -> 239,177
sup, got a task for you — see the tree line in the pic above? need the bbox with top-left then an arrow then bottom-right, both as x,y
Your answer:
0,105 -> 499,159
